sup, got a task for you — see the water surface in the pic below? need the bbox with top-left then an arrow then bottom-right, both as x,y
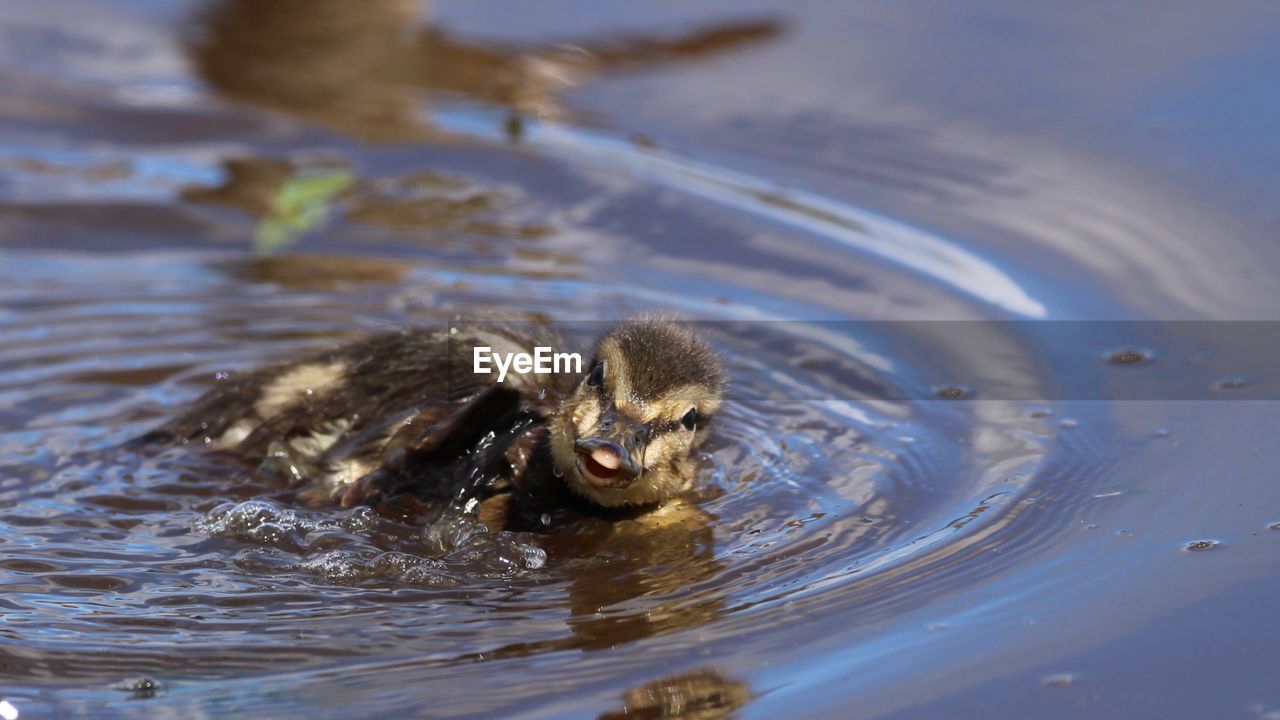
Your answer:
2,2 -> 1280,718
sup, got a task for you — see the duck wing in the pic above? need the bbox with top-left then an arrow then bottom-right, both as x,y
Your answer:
337,383 -> 524,506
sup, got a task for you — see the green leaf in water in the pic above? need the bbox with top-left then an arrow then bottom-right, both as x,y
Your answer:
253,169 -> 355,254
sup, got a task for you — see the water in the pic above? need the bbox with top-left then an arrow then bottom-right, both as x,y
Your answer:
3,2 -> 1280,718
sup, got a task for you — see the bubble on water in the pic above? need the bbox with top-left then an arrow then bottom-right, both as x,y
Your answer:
192,500 -> 383,543
124,677 -> 159,700
194,498 -> 546,584
296,550 -> 370,584
194,500 -> 279,533
508,543 -> 547,570
370,551 -> 434,575
425,508 -> 546,570
424,508 -> 488,554
1042,673 -> 1076,688
1105,348 -> 1154,366
343,506 -> 380,532
247,521 -> 288,544
267,547 -> 454,587
1212,376 -> 1250,391
931,385 -> 971,399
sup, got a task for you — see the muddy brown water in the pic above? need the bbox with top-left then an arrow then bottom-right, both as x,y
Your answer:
2,2 -> 1280,718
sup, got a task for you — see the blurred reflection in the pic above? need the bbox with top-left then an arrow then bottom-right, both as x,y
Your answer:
538,502 -> 726,650
189,0 -> 780,140
598,668 -> 750,720
181,156 -> 297,218
182,156 -> 353,251
344,171 -> 550,240
182,156 -> 552,251
219,253 -> 410,288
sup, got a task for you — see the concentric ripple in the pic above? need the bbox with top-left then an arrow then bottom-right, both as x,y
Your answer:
0,236 -> 1064,696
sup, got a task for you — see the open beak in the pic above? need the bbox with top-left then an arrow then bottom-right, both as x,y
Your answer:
573,411 -> 648,489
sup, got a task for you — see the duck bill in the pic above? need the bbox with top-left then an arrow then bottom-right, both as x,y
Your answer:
573,425 -> 645,490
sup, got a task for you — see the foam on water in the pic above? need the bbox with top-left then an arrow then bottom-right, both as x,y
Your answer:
193,499 -> 547,586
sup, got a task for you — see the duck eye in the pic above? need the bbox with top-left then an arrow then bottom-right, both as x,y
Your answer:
587,362 -> 605,387
681,407 -> 698,431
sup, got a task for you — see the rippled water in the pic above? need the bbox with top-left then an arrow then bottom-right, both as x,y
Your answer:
3,2 -> 1280,718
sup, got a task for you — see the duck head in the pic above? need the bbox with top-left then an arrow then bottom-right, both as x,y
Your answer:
550,319 -> 724,508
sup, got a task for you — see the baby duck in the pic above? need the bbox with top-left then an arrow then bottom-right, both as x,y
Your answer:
145,318 -> 723,525
549,321 -> 724,508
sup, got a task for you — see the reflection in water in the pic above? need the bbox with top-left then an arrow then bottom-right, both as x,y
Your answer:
183,157 -> 353,251
189,0 -> 780,140
598,668 -> 750,720
181,156 -> 298,218
542,503 -> 725,651
182,155 -> 554,252
344,170 -> 552,239
220,254 -> 410,289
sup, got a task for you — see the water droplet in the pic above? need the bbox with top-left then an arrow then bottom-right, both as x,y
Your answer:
1106,348 -> 1154,366
1043,673 -> 1076,688
1184,539 -> 1218,552
247,521 -> 287,544
514,545 -> 547,570
129,677 -> 159,699
932,385 -> 970,399
1213,376 -> 1249,391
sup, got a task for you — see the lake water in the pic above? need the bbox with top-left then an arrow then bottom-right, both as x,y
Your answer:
2,2 -> 1280,718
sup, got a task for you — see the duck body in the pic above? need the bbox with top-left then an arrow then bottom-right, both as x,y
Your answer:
145,319 -> 723,529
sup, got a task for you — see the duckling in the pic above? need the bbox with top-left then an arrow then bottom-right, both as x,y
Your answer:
144,318 -> 723,527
